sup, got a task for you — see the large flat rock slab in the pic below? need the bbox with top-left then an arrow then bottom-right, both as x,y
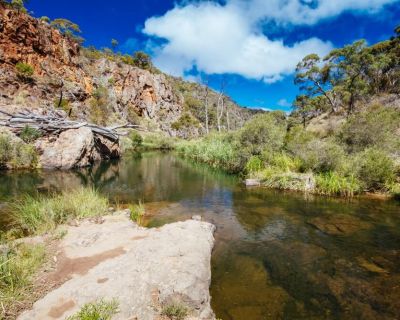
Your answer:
18,215 -> 215,320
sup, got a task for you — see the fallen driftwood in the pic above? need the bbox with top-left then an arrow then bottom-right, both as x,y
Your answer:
0,109 -> 142,142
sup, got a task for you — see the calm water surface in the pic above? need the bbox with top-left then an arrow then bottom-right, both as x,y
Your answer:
1,153 -> 399,320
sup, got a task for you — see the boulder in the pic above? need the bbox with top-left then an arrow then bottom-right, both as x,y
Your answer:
37,127 -> 98,169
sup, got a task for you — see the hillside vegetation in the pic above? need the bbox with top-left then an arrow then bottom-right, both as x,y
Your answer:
177,27 -> 400,197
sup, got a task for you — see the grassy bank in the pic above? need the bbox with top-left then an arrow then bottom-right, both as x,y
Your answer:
175,109 -> 400,198
11,187 -> 109,236
0,243 -> 46,318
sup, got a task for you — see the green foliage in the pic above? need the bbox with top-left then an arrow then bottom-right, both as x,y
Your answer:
67,299 -> 119,320
0,243 -> 46,315
54,97 -> 70,112
111,39 -> 119,51
129,131 -> 143,149
12,188 -> 109,235
176,133 -> 244,173
19,125 -> 42,143
142,134 -> 176,150
15,62 -> 34,80
132,51 -> 152,70
0,133 -> 38,169
171,113 -> 200,130
355,148 -> 395,191
161,303 -> 189,320
245,156 -> 264,174
262,151 -> 302,173
10,0 -> 26,11
238,113 -> 287,155
129,201 -> 145,225
316,172 -> 361,197
89,86 -> 111,125
339,105 -> 400,153
294,28 -> 400,116
39,16 -> 50,23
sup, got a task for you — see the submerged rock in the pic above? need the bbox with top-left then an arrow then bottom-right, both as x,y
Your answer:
18,216 -> 216,320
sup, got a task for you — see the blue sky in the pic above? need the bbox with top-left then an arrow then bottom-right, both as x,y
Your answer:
27,0 -> 400,111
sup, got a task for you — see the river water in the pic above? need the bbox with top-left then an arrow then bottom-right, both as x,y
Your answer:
0,152 -> 399,319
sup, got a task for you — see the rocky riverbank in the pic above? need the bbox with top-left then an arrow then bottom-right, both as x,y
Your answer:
16,213 -> 216,320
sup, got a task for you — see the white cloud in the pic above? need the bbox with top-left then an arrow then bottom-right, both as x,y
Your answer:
277,98 -> 292,107
232,0 -> 398,25
143,0 -> 397,82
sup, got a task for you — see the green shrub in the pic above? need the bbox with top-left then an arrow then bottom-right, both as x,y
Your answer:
286,133 -> 347,174
54,97 -> 70,113
239,113 -> 287,155
89,86 -> 111,125
316,172 -> 361,197
19,125 -> 42,143
161,303 -> 189,320
39,16 -> 50,23
171,113 -> 200,130
12,188 -> 109,235
0,133 -> 38,169
129,131 -> 143,149
142,134 -> 176,150
356,148 -> 396,191
339,105 -> 400,153
67,299 -> 119,320
129,201 -> 145,225
262,151 -> 302,172
15,62 -> 34,80
0,243 -> 46,316
245,156 -> 264,174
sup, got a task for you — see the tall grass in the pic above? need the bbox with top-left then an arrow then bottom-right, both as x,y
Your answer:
129,201 -> 145,225
0,243 -> 46,317
12,187 -> 109,235
176,134 -> 242,173
316,172 -> 362,197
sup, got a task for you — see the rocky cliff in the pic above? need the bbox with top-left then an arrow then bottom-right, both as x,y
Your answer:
0,3 -> 254,139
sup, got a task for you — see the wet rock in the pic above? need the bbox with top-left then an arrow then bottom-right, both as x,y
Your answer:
357,257 -> 389,274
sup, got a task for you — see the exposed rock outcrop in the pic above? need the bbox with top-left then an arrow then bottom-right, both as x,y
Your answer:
0,3 -> 254,138
36,127 -> 115,169
18,215 -> 216,320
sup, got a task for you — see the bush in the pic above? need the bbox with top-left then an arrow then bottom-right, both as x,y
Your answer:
12,187 -> 109,235
171,113 -> 200,130
129,131 -> 143,149
0,243 -> 46,316
245,156 -> 264,174
238,113 -> 287,155
67,299 -> 119,320
286,130 -> 347,174
0,133 -> 38,169
142,133 -> 176,150
54,97 -> 70,113
15,62 -> 34,80
19,125 -> 42,143
89,86 -> 111,125
339,105 -> 400,153
161,303 -> 189,320
355,148 -> 396,191
262,151 -> 302,172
